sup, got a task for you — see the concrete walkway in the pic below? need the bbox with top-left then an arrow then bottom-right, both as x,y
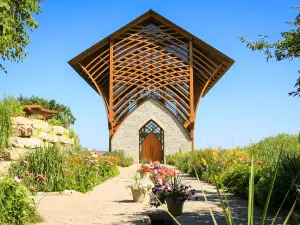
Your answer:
35,164 -> 282,225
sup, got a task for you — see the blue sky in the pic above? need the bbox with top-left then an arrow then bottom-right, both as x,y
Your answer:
1,0 -> 299,150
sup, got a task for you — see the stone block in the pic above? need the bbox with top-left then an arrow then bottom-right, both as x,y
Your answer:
12,116 -> 33,126
32,119 -> 50,132
12,124 -> 32,137
39,132 -> 50,141
49,135 -> 59,143
6,148 -> 29,160
52,126 -> 65,135
0,161 -> 12,176
10,137 -> 41,149
59,136 -> 71,144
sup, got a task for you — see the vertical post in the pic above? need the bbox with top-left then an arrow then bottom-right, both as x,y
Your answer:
109,39 -> 114,151
189,39 -> 195,151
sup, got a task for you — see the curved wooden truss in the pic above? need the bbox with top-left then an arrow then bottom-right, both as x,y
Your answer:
69,10 -> 234,150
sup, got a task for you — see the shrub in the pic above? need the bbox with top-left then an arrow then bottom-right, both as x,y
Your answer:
166,154 -> 176,165
0,178 -> 41,225
47,117 -> 63,126
0,96 -> 14,153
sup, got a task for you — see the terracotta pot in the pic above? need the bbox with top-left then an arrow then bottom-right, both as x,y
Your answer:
131,188 -> 146,202
166,197 -> 184,216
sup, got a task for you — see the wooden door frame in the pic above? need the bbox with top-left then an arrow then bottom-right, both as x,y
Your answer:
139,119 -> 164,163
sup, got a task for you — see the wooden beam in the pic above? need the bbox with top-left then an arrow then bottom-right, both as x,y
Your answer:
189,40 -> 195,151
109,39 -> 114,138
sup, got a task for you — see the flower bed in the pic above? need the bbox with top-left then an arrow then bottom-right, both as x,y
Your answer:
167,133 -> 300,210
9,146 -> 119,194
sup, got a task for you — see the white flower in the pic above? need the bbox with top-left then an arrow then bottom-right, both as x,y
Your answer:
14,176 -> 21,183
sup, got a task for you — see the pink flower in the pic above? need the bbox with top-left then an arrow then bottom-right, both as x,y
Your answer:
38,174 -> 46,181
25,171 -> 30,176
96,172 -> 100,177
14,176 -> 22,183
23,160 -> 28,165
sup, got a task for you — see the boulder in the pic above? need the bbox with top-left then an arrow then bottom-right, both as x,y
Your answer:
12,117 -> 33,126
32,119 -> 50,132
5,148 -> 29,160
52,126 -> 65,135
39,132 -> 50,141
59,136 -> 71,144
0,161 -> 12,176
10,137 -> 41,149
12,124 -> 33,137
49,135 -> 59,143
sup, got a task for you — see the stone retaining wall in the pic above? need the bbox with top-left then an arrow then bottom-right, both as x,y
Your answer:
0,117 -> 74,175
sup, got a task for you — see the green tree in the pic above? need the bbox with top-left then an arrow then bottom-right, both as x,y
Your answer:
239,6 -> 300,97
17,95 -> 76,128
0,0 -> 43,73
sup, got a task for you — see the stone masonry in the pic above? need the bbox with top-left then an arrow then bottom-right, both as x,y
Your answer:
111,99 -> 192,162
0,117 -> 74,176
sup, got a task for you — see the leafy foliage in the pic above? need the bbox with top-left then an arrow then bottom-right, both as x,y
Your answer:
0,96 -> 14,153
239,6 -> 300,97
47,117 -> 63,126
168,133 -> 300,211
17,95 -> 76,128
0,0 -> 43,73
0,178 -> 41,225
9,146 -> 120,194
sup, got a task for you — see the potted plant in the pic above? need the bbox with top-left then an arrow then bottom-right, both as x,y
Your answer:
150,173 -> 196,216
128,172 -> 153,203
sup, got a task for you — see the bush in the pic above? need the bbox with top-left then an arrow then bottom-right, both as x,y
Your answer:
0,178 -> 40,225
104,151 -> 134,167
169,133 -> 300,211
47,117 -> 63,126
9,146 -> 120,194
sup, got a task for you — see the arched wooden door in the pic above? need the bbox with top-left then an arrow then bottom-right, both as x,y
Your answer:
139,120 -> 164,162
141,132 -> 162,161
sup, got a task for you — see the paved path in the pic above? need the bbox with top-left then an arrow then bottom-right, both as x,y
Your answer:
35,164 -> 282,225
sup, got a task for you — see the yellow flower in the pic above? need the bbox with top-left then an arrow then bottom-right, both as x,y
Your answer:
212,151 -> 217,157
201,158 -> 207,165
228,149 -> 234,155
233,160 -> 237,164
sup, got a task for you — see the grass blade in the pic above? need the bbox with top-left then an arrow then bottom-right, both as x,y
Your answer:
248,155 -> 255,225
260,146 -> 283,225
282,195 -> 298,225
271,169 -> 300,225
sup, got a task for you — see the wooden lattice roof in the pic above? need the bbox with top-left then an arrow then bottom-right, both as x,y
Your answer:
68,9 -> 234,142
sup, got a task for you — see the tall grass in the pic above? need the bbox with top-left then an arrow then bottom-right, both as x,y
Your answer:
0,96 -> 14,153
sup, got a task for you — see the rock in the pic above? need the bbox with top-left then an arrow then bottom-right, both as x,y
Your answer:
49,135 -> 59,143
12,117 -> 33,126
10,137 -> 41,149
0,161 -> 12,176
6,148 -> 29,160
59,136 -> 71,144
52,126 -> 65,135
12,124 -> 32,137
32,119 -> 50,132
39,132 -> 50,141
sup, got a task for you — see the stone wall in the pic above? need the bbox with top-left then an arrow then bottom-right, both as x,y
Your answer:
0,117 -> 74,175
111,99 -> 192,162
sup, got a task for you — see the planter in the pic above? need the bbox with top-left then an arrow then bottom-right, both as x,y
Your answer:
166,197 -> 184,216
140,172 -> 150,179
131,188 -> 146,203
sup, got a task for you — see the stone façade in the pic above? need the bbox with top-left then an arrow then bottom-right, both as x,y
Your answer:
111,99 -> 192,162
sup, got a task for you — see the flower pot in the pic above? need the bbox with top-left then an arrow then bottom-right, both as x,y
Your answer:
131,188 -> 146,203
140,172 -> 150,179
166,197 -> 184,216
